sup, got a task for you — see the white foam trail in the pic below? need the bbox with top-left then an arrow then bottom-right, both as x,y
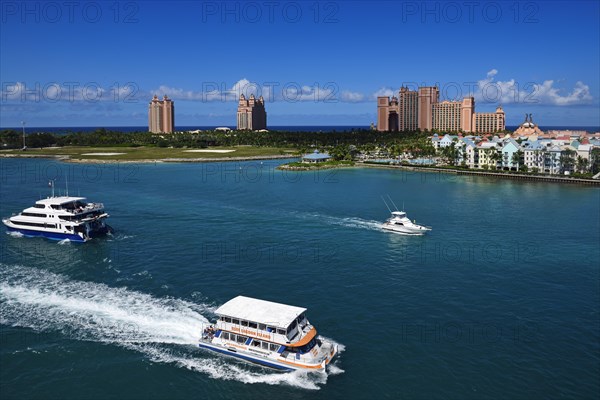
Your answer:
0,265 -> 343,389
311,214 -> 383,232
7,231 -> 24,238
57,238 -> 71,245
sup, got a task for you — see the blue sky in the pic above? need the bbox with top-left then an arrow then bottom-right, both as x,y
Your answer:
1,0 -> 599,127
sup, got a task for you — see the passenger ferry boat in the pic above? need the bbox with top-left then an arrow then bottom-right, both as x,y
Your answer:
3,188 -> 111,242
381,211 -> 431,235
199,296 -> 338,372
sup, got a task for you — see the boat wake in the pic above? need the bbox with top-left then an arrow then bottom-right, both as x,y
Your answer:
57,238 -> 71,245
300,213 -> 383,232
6,231 -> 24,238
0,264 -> 343,390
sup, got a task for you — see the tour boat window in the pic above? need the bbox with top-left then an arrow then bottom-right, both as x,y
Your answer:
269,344 -> 279,352
267,326 -> 276,333
276,329 -> 286,335
259,324 -> 266,330
236,335 -> 246,344
229,334 -> 236,341
252,340 -> 261,347
224,317 -> 231,323
34,204 -> 45,209
222,332 -> 229,340
21,212 -> 47,218
249,322 -> 257,329
232,319 -> 240,325
261,342 -> 269,350
241,320 -> 249,327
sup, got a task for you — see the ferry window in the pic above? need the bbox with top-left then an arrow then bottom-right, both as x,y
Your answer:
261,342 -> 269,350
222,332 -> 229,340
267,326 -> 276,333
236,335 -> 246,344
249,322 -> 257,329
269,344 -> 279,352
241,320 -> 248,327
232,319 -> 239,325
276,329 -> 285,335
252,340 -> 261,347
224,317 -> 231,323
34,204 -> 45,209
259,324 -> 266,330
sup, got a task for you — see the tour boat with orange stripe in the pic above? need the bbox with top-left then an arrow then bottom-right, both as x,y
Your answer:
198,296 -> 338,372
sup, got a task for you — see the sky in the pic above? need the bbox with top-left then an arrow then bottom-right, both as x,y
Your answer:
1,0 -> 599,128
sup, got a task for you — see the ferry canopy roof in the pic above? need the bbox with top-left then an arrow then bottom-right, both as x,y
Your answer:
36,196 -> 87,205
215,296 -> 306,328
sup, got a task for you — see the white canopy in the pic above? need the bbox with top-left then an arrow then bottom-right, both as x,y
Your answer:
215,296 -> 306,328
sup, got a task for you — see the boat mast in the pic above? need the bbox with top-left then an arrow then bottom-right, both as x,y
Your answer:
387,195 -> 400,211
21,121 -> 26,149
381,196 -> 393,213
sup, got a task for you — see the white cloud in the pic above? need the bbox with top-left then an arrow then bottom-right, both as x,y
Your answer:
476,69 -> 593,106
370,87 -> 395,100
341,90 -> 365,102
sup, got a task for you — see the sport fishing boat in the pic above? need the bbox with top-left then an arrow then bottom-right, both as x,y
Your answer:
381,210 -> 431,235
199,296 -> 338,371
2,184 -> 112,242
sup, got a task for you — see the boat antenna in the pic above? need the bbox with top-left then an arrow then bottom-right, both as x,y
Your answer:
49,179 -> 55,198
387,195 -> 400,211
65,175 -> 69,196
381,196 -> 393,213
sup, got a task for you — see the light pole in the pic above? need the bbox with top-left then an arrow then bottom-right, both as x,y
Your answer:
21,121 -> 26,150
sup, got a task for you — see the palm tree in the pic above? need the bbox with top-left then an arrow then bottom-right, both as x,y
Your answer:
511,150 -> 524,171
576,156 -> 589,173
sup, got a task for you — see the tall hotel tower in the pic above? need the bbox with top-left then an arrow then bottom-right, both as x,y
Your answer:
237,94 -> 267,130
148,95 -> 175,133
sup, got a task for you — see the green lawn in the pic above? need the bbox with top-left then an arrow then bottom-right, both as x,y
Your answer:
0,146 -> 298,161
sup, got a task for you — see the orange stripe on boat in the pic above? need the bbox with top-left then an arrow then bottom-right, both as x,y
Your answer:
287,327 -> 317,348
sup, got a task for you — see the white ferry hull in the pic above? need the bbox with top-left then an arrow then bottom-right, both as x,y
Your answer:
3,220 -> 112,243
198,339 -> 336,372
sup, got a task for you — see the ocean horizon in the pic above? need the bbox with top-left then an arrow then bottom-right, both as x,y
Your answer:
2,125 -> 600,134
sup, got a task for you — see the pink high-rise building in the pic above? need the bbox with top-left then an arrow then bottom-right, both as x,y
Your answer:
417,86 -> 439,131
148,95 -> 175,133
237,94 -> 267,130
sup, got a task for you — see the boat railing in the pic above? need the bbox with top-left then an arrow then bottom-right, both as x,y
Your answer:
62,203 -> 104,214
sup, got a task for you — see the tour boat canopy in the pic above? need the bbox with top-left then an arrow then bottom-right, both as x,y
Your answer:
391,211 -> 406,217
36,196 -> 87,206
215,296 -> 307,328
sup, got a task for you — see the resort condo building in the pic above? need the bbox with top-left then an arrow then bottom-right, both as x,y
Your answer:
237,94 -> 267,130
148,95 -> 175,133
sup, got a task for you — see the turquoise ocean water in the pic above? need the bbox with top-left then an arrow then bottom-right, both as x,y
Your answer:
0,158 -> 598,399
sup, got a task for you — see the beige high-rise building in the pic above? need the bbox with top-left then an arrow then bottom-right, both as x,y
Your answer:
473,106 -> 505,133
237,94 -> 267,130
432,97 -> 475,132
377,95 -> 399,131
399,87 -> 419,131
418,86 -> 439,131
376,87 -> 418,132
148,95 -> 175,133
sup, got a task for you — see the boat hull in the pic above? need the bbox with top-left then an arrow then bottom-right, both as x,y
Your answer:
199,342 -> 296,371
4,224 -> 111,243
198,340 -> 334,372
381,223 -> 430,235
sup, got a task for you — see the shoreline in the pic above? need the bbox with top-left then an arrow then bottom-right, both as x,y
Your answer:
0,153 -> 297,164
361,162 -> 600,186
2,152 -> 598,186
